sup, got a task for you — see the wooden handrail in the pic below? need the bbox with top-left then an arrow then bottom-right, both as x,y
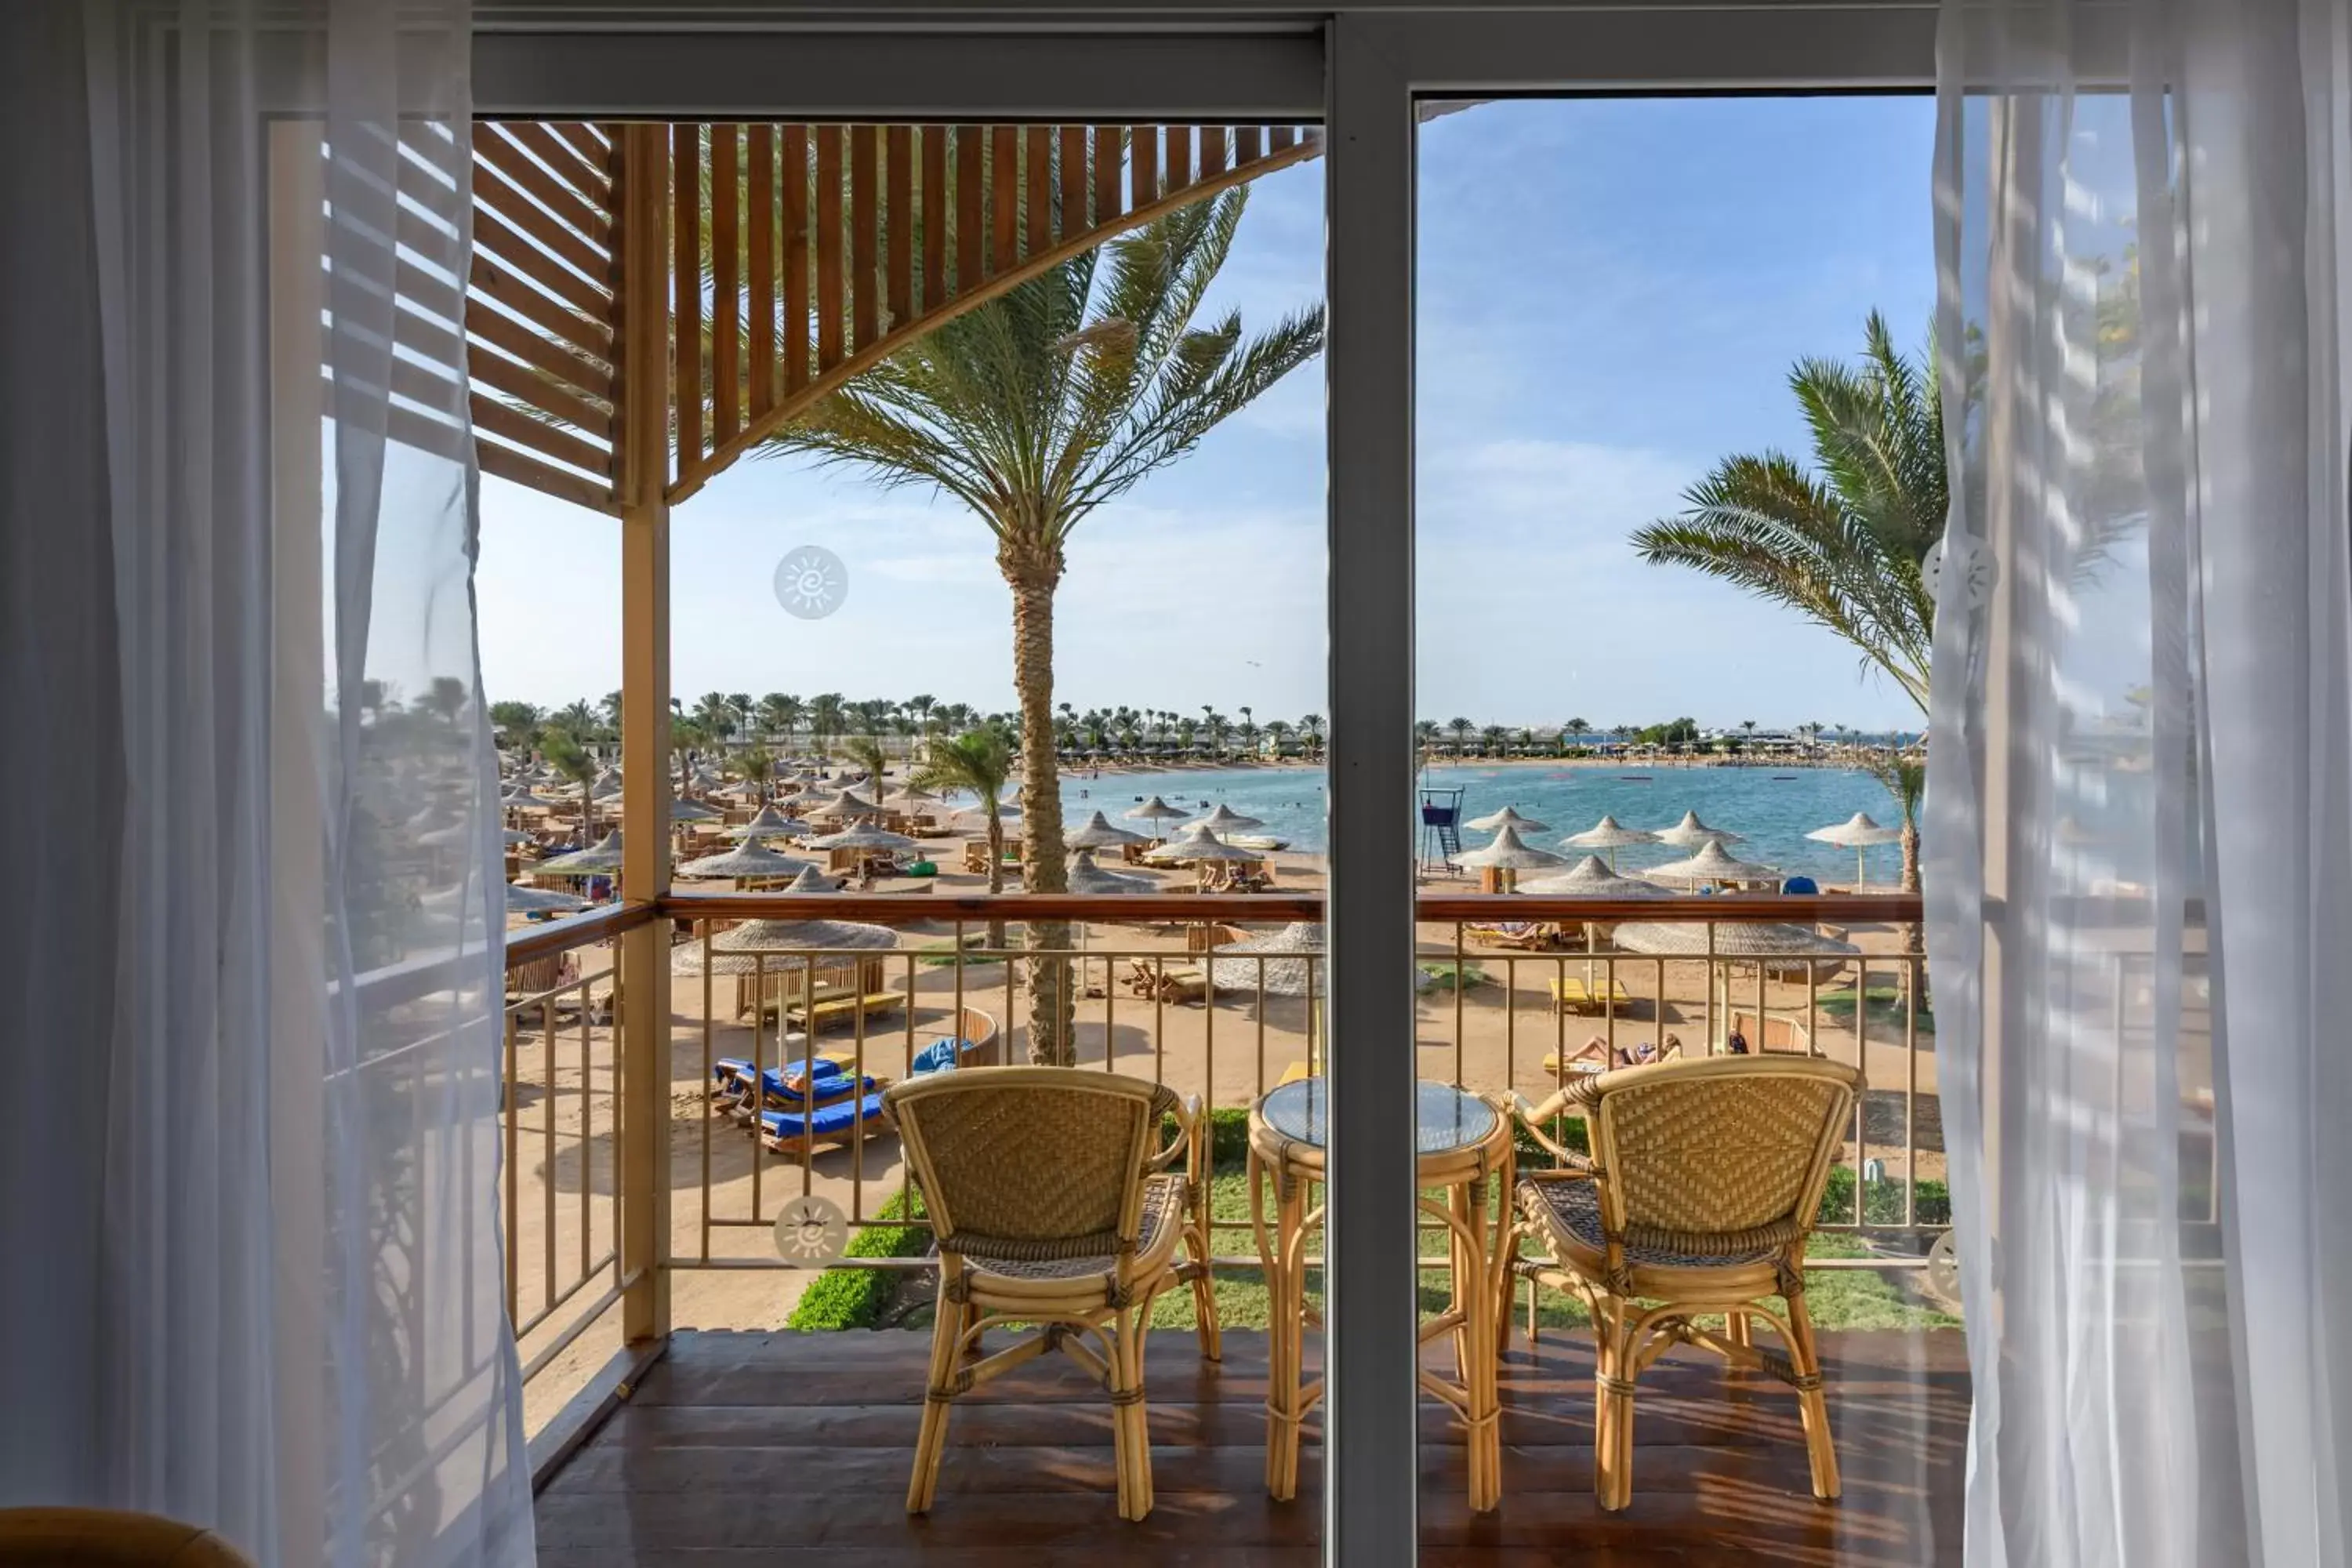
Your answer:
503,900 -> 655,967
1417,893 -> 1923,924
655,890 -> 1922,926
659,890 -> 1327,924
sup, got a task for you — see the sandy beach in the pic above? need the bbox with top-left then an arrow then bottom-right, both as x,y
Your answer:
504,833 -> 1939,1428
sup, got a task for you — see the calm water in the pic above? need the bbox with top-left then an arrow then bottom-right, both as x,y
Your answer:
1062,763 -> 1904,884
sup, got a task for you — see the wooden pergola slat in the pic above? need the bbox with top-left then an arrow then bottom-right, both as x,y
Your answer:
456,118 -> 1324,513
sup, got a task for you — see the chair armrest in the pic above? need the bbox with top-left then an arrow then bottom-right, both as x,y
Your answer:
1511,1090 -> 1593,1170
1149,1094 -> 1200,1174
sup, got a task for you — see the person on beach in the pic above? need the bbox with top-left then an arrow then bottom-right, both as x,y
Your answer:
1726,1024 -> 1750,1055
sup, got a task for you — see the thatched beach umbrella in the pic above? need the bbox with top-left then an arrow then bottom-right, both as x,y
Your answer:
1142,825 -> 1266,887
1806,811 -> 1904,887
1209,921 -> 1326,998
1124,795 -> 1190,839
673,911 -> 899,976
1516,854 -> 1674,978
727,803 -> 812,842
1610,920 -> 1859,962
1610,918 -> 1860,1044
1069,848 -> 1156,895
1451,823 -> 1565,890
1184,803 -> 1265,835
535,829 -> 624,877
1142,825 -> 1260,866
1653,808 -> 1743,848
808,822 -> 920,854
590,768 -> 624,800
1563,813 -> 1659,870
1067,810 -> 1149,850
676,840 -> 818,881
503,786 -> 561,812
1518,854 -> 1675,900
811,789 -> 886,823
500,883 -> 590,915
669,797 -> 724,823
1641,839 -> 1780,891
1467,804 -> 1551,834
775,786 -> 837,813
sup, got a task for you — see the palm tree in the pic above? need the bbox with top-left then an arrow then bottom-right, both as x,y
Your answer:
1479,724 -> 1508,758
910,728 -> 1017,956
842,733 -> 891,791
755,692 -> 794,743
760,193 -> 1321,1065
738,746 -> 776,802
1864,748 -> 1928,960
489,701 -> 543,750
1446,717 -> 1474,757
423,676 -> 469,727
543,734 -> 599,842
1300,713 -> 1325,759
1632,312 -> 1940,714
599,690 -> 622,735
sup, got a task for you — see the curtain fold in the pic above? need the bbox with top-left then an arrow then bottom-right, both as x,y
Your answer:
0,2 -> 532,1563
1928,2 -> 2352,1563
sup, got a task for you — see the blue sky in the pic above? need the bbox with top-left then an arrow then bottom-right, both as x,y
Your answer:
475,96 -> 1937,731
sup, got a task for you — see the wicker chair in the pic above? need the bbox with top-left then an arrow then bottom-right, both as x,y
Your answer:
1511,1054 -> 1862,1511
883,1065 -> 1221,1521
0,1508 -> 255,1565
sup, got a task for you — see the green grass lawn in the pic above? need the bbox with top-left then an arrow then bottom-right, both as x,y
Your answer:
809,1129 -> 1961,1335
1817,982 -> 1934,1033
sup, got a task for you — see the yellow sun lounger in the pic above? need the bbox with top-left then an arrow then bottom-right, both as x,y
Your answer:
1548,975 -> 1632,1017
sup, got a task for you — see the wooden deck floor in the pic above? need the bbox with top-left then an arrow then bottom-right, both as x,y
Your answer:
536,1327 -> 1969,1566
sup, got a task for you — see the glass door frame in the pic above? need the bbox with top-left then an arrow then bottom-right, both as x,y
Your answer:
476,9 -> 1951,1563
1325,11 -> 1940,1561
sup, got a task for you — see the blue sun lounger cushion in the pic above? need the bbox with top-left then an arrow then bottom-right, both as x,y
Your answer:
713,1056 -> 842,1100
758,1093 -> 886,1145
757,1065 -> 878,1105
1781,875 -> 1821,896
910,1037 -> 980,1076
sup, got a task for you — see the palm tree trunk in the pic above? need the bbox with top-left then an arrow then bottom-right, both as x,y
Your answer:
1007,561 -> 1075,1065
985,807 -> 1008,953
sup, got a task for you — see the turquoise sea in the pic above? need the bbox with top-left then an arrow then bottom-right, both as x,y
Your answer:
1061,763 -> 1905,885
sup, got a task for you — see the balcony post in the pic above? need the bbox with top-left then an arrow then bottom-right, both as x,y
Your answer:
615,122 -> 673,1344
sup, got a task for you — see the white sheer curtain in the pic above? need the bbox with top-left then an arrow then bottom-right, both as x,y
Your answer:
0,2 -> 532,1564
1927,1 -> 2352,1563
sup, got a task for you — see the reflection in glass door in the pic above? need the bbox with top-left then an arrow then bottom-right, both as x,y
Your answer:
1411,93 -> 1960,1559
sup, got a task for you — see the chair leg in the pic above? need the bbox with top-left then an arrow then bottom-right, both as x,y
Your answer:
1111,1303 -> 1155,1521
1189,1259 -> 1222,1363
1592,1302 -> 1636,1512
907,1279 -> 964,1515
960,1298 -> 985,1362
1784,1287 -> 1842,1501
1726,1308 -> 1753,1351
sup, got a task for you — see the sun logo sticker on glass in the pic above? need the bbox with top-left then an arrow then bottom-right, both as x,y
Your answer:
774,544 -> 848,619
773,1193 -> 849,1265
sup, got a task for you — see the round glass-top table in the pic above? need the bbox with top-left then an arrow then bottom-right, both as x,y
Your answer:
1245,1076 -> 1517,1512
1256,1077 -> 1500,1156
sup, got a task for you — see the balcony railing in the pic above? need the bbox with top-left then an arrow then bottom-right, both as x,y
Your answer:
488,888 -> 1965,1441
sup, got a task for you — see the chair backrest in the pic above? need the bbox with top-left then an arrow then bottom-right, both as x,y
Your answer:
1781,874 -> 1820,896
1579,1056 -> 1860,1251
0,1508 -> 254,1566
884,1066 -> 1176,1263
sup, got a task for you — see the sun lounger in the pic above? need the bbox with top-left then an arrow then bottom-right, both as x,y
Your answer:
757,1092 -> 887,1156
1467,920 -> 1552,950
1548,975 -> 1634,1017
782,987 -> 906,1030
1123,957 -> 1209,1005
710,1056 -> 866,1110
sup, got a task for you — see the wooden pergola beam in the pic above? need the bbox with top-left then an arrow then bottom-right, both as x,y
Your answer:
462,118 -> 1322,514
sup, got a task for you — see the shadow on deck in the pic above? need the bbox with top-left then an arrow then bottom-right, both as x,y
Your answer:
536,1326 -> 1969,1565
